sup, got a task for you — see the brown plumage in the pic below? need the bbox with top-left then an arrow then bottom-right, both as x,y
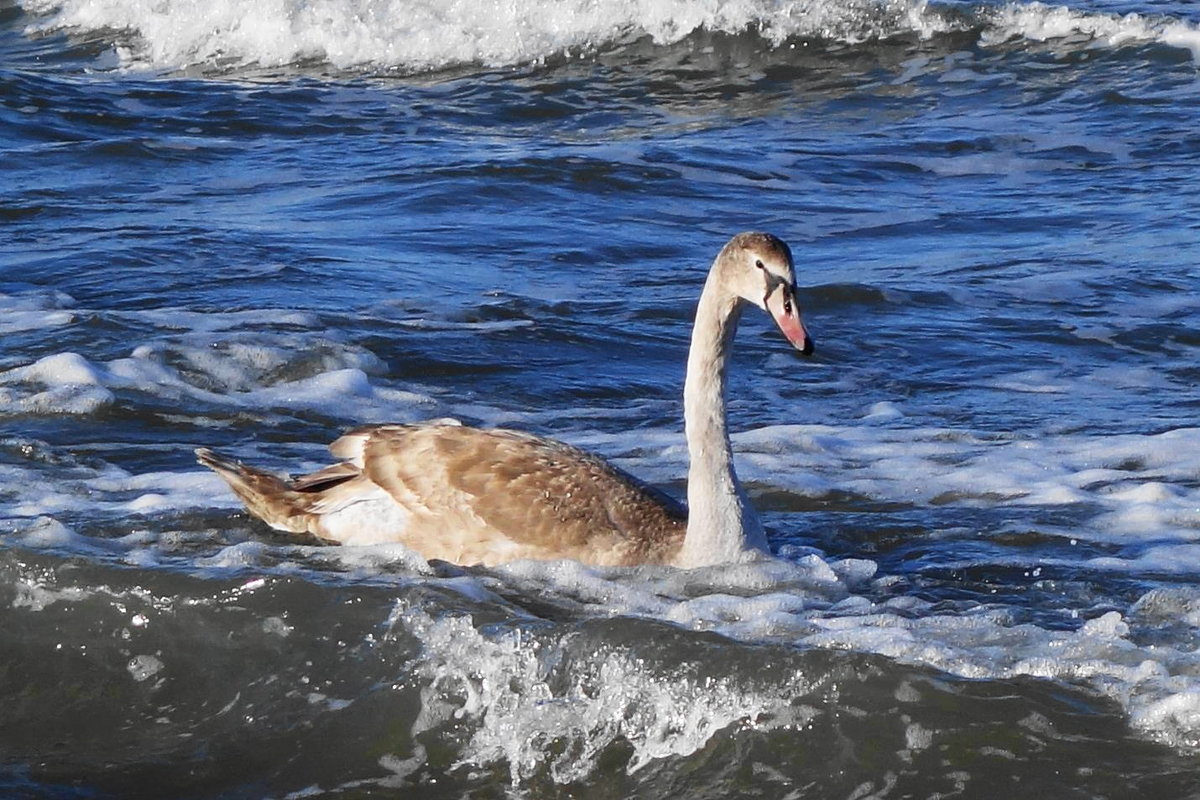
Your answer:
197,421 -> 686,566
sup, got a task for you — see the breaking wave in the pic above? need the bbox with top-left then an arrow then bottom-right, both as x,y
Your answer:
16,0 -> 1200,74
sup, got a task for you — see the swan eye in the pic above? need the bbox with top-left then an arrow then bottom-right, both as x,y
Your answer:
755,259 -> 765,270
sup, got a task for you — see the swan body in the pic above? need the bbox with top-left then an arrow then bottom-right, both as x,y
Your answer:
198,232 -> 813,568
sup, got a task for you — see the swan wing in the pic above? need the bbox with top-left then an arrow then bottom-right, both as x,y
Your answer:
339,423 -> 686,565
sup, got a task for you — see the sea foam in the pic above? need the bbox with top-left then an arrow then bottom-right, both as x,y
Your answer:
19,0 -> 1200,73
982,1 -> 1200,60
0,289 -> 77,335
0,343 -> 434,421
392,603 -> 818,783
19,0 -> 935,72
372,554 -> 1200,764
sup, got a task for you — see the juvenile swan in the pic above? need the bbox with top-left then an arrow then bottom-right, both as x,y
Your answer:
197,232 -> 814,568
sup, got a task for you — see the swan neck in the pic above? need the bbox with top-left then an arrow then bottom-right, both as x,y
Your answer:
677,274 -> 766,567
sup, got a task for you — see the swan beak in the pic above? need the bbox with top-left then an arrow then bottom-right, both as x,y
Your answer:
768,289 -> 815,356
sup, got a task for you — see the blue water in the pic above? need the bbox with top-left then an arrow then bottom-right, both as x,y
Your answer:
3,0 -> 1200,796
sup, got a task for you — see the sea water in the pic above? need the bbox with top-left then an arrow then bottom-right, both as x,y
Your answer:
2,0 -> 1200,795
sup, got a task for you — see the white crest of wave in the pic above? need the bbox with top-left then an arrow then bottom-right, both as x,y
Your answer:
22,0 -> 1200,72
983,1 -> 1200,60
392,604 -> 816,784
20,0 -> 938,72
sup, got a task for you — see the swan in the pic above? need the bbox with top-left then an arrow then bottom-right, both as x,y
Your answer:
196,232 -> 814,568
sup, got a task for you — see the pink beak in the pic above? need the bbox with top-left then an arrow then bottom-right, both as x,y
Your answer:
771,301 -> 814,356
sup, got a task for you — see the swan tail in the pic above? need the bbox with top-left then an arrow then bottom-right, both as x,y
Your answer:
196,447 -> 326,536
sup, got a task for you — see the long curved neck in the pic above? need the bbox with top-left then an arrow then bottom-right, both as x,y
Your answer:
675,271 -> 767,568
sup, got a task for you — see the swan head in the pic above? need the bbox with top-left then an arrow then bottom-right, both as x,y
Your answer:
719,232 -> 814,355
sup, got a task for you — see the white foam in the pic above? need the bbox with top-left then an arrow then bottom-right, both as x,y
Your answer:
303,542 -> 446,583
197,540 -> 275,569
21,0 -> 935,71
982,1 -> 1200,60
393,604 -> 817,784
355,548 -> 1200,774
10,579 -> 94,611
1,448 -> 238,520
727,424 -> 1200,546
0,287 -> 424,419
0,288 -> 77,335
777,597 -> 1200,749
0,310 -> 76,335
0,344 -> 435,421
19,0 -> 1200,73
117,307 -> 322,333
1088,545 -> 1200,575
0,352 -> 117,415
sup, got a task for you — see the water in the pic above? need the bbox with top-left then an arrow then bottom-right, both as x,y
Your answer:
3,0 -> 1200,795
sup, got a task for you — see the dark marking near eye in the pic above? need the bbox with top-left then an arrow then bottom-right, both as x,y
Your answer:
761,267 -> 789,308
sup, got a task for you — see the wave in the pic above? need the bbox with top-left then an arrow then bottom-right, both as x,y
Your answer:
16,0 -> 1200,75
9,509 -> 1200,767
8,536 -> 1191,793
